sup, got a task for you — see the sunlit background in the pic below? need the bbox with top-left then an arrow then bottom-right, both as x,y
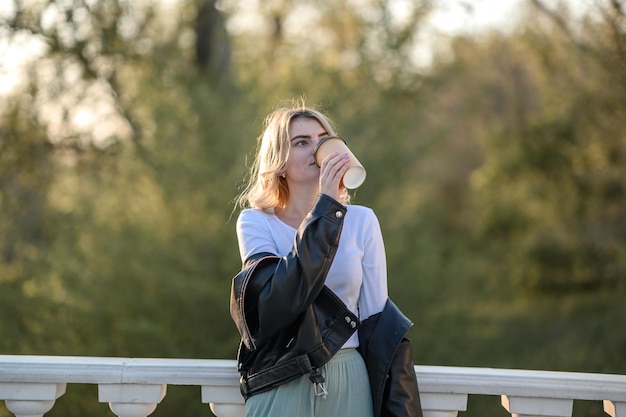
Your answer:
1,0 -> 624,416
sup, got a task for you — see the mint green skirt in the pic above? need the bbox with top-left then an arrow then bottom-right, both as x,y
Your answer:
245,348 -> 374,417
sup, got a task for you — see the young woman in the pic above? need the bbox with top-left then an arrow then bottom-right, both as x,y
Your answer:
230,103 -> 422,417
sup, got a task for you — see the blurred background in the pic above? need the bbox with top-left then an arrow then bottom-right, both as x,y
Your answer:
1,0 -> 625,416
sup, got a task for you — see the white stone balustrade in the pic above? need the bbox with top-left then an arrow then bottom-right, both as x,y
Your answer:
1,355 -> 625,417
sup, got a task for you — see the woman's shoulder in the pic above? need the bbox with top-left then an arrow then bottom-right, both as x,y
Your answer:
346,204 -> 375,216
236,208 -> 276,229
238,207 -> 274,220
345,204 -> 378,223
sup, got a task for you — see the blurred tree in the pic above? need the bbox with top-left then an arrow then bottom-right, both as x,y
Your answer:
0,91 -> 53,265
1,1 -> 241,415
469,0 -> 626,292
195,0 -> 231,77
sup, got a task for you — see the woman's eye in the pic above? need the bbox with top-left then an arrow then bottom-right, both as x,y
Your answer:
295,140 -> 308,147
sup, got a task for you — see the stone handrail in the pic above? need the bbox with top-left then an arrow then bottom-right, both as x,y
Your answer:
1,355 -> 626,417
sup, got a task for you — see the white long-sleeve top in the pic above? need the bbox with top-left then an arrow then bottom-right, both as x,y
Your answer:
236,204 -> 389,348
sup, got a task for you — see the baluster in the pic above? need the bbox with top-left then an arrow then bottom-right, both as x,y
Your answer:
420,392 -> 468,417
98,384 -> 166,417
604,400 -> 626,417
209,403 -> 245,417
201,385 -> 245,417
501,395 -> 573,417
0,382 -> 66,417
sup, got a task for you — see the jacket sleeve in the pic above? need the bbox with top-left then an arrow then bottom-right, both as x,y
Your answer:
232,194 -> 347,348
359,299 -> 423,417
382,338 -> 423,417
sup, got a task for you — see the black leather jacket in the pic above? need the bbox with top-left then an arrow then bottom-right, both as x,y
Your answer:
230,194 -> 356,398
359,299 -> 423,417
230,194 -> 422,416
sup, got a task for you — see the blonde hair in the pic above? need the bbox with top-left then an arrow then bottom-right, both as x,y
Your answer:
236,103 -> 350,210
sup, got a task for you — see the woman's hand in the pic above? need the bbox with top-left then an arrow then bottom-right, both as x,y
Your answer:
319,151 -> 350,202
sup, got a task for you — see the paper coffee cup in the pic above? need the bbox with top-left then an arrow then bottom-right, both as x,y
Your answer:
315,136 -> 366,189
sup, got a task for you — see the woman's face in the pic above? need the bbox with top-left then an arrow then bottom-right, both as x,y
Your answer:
285,116 -> 329,186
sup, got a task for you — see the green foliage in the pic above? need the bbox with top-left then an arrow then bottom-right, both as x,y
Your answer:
467,19 -> 626,293
1,1 -> 625,416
